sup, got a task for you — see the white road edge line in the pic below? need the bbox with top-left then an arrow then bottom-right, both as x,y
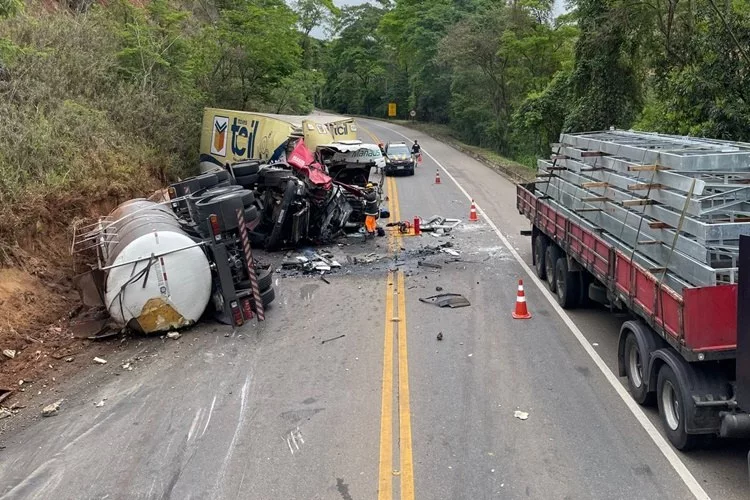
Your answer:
366,120 -> 711,500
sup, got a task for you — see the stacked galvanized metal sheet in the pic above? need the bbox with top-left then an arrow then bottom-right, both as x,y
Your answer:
536,130 -> 750,292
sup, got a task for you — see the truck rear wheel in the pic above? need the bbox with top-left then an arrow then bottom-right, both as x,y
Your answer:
533,234 -> 547,280
555,257 -> 580,309
544,245 -> 560,292
624,333 -> 655,405
657,365 -> 699,450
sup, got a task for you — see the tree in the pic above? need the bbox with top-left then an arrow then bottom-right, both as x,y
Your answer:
194,0 -> 302,109
563,0 -> 645,132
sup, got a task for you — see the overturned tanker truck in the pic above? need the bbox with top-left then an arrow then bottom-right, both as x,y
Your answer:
72,168 -> 276,334
71,111 -> 386,335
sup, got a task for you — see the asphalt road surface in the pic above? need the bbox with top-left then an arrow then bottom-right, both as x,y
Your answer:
0,118 -> 747,499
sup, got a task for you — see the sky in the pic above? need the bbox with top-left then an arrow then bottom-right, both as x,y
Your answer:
310,0 -> 569,38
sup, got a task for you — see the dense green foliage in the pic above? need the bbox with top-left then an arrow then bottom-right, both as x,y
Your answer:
0,0 -> 327,249
322,0 -> 750,163
2,0 -> 750,252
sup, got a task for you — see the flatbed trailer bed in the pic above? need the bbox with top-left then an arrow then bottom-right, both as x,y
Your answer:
517,182 -> 750,456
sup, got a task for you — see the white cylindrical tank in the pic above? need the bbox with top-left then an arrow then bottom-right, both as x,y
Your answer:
102,200 -> 212,333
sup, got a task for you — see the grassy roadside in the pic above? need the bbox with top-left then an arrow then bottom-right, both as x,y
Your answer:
380,119 -> 537,184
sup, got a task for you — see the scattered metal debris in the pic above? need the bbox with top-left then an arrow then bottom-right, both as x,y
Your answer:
418,261 -> 442,270
441,248 -> 461,257
93,357 -> 107,365
419,294 -> 471,308
321,334 -> 346,344
41,400 -> 63,417
420,216 -> 462,234
514,410 -> 529,421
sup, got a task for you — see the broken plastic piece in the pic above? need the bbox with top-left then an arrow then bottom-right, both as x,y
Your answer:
419,293 -> 471,308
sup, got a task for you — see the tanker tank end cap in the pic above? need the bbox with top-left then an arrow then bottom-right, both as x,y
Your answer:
135,297 -> 193,335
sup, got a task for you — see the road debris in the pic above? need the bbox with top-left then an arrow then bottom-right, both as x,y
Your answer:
419,216 -> 462,234
321,334 -> 346,344
122,362 -> 132,371
418,261 -> 442,270
94,400 -> 105,407
0,408 -> 12,420
441,248 -> 461,257
65,357 -> 74,362
0,387 -> 13,405
419,293 -> 471,308
2,349 -> 15,359
167,332 -> 181,340
514,410 -> 529,421
41,400 -> 63,417
93,357 -> 107,365
436,332 -> 443,341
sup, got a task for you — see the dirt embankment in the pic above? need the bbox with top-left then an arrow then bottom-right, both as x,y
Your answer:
0,186 -> 161,402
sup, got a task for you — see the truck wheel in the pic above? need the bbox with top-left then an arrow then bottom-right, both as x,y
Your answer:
533,234 -> 547,280
232,160 -> 262,177
235,174 -> 259,187
657,365 -> 699,450
555,257 -> 580,309
624,333 -> 655,405
545,245 -> 561,292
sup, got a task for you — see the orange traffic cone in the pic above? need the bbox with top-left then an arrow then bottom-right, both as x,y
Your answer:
435,170 -> 441,184
469,199 -> 479,222
512,279 -> 532,319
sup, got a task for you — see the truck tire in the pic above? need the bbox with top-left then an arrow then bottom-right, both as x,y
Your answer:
533,234 -> 547,280
545,245 -> 561,292
237,267 -> 273,292
258,286 -> 275,308
260,168 -> 292,188
555,257 -> 580,309
235,174 -> 260,187
657,365 -> 699,450
232,160 -> 262,177
624,332 -> 655,405
244,206 -> 259,223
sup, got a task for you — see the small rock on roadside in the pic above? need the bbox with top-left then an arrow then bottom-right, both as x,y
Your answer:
167,332 -> 181,340
0,408 -> 12,420
94,400 -> 105,408
65,357 -> 74,362
2,349 -> 15,359
93,357 -> 107,364
41,400 -> 63,417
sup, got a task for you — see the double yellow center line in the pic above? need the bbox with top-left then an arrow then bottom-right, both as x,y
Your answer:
364,123 -> 415,500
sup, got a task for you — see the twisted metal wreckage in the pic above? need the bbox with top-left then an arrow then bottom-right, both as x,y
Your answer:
72,113 -> 389,335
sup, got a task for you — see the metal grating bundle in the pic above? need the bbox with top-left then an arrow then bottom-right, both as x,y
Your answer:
536,130 -> 750,290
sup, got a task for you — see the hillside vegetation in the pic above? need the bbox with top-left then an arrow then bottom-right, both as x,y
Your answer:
321,0 -> 750,167
0,0 -> 327,262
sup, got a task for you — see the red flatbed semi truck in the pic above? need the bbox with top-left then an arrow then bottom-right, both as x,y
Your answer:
517,182 -> 750,460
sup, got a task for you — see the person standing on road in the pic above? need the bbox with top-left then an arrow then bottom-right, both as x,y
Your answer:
363,183 -> 379,236
411,140 -> 422,165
